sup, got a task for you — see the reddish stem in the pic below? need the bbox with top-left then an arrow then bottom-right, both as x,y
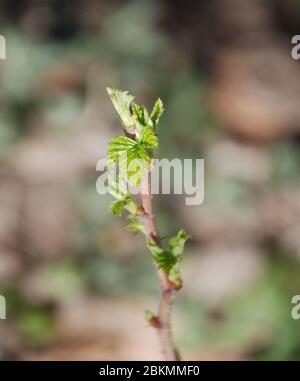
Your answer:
140,169 -> 180,361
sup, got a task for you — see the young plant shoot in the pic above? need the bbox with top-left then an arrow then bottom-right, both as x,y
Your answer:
106,87 -> 189,361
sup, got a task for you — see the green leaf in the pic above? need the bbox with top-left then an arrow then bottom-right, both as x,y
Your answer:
168,264 -> 182,288
132,103 -> 150,127
126,215 -> 147,235
108,135 -> 151,187
107,172 -> 128,200
138,125 -> 158,149
110,194 -> 130,216
106,87 -> 134,129
122,145 -> 150,187
168,229 -> 190,258
154,251 -> 177,274
148,242 -> 177,274
150,98 -> 164,128
109,194 -> 137,216
107,173 -> 137,215
110,199 -> 127,216
108,136 -> 136,163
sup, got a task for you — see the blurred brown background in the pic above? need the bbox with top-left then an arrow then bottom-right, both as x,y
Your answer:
0,0 -> 300,360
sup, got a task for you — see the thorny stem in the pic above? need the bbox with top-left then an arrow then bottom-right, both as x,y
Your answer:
140,169 -> 181,361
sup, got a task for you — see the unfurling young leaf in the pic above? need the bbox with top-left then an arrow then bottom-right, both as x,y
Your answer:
109,194 -> 137,216
108,173 -> 137,216
107,172 -> 128,200
110,198 -> 129,216
138,126 -> 158,149
157,229 -> 190,284
168,229 -> 190,258
147,241 -> 177,274
107,132 -> 154,187
126,215 -> 147,236
153,250 -> 178,274
132,103 -> 150,127
108,136 -> 136,163
150,98 -> 164,128
106,87 -> 134,130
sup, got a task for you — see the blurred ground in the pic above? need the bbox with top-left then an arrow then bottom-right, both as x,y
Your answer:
1,0 -> 300,360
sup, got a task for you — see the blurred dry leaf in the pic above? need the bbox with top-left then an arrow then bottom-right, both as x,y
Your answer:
210,46 -> 300,141
183,244 -> 265,305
